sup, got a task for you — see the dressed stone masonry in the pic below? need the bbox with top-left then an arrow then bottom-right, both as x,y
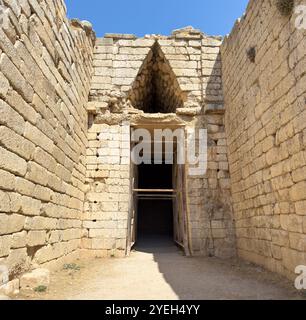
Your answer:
0,0 -> 95,286
221,0 -> 306,280
0,0 -> 305,290
86,26 -> 235,259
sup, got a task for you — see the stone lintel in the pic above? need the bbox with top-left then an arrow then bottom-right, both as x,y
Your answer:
104,33 -> 137,40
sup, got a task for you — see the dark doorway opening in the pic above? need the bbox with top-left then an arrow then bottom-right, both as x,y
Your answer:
136,164 -> 174,245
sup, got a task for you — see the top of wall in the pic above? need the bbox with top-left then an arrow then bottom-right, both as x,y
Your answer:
221,0 -> 289,53
101,26 -> 223,42
89,26 -> 225,117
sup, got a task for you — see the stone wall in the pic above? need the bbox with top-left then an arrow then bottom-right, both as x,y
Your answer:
0,0 -> 94,279
85,28 -> 236,258
0,0 -> 237,280
221,0 -> 306,278
83,121 -> 130,258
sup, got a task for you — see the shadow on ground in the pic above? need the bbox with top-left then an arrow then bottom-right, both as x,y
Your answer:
134,235 -> 300,300
16,236 -> 302,300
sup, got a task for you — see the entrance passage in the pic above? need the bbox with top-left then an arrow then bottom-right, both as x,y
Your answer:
137,164 -> 174,240
127,126 -> 189,254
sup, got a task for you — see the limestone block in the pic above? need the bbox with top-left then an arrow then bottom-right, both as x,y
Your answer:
58,219 -> 82,230
15,178 -> 35,197
20,196 -> 42,216
219,162 -> 229,171
202,38 -> 222,46
33,185 -> 52,202
89,229 -> 115,239
0,279 -> 19,296
33,147 -> 57,173
33,243 -> 64,264
91,238 -> 115,250
113,60 -> 142,68
0,100 -> 25,136
170,60 -> 198,69
5,248 -> 29,276
101,201 -> 118,212
83,220 -> 117,229
61,229 -> 82,241
271,244 -> 282,260
20,269 -> 50,292
0,146 -> 27,176
289,233 -> 306,251
0,72 -> 10,99
0,53 -> 34,103
295,201 -> 306,216
24,216 -> 58,231
26,162 -> 49,186
48,230 -> 61,244
281,247 -> 306,272
173,68 -> 199,77
16,0 -> 31,16
24,122 -> 54,154
0,235 -> 11,257
95,45 -> 117,54
27,231 -> 47,247
0,169 -> 15,191
11,231 -> 27,249
119,202 -> 129,212
203,46 -> 220,54
6,91 -> 38,127
290,181 -> 306,201
0,214 -> 25,235
119,47 -> 149,55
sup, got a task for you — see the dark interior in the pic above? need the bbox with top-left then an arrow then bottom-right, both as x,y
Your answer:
127,43 -> 184,113
137,164 -> 172,189
136,164 -> 174,240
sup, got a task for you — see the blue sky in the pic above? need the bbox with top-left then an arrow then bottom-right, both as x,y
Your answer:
65,0 -> 249,37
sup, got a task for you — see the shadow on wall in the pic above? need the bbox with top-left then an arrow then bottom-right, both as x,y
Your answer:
202,50 -> 224,112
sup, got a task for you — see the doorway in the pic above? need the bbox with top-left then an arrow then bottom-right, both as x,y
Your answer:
127,127 -> 190,255
137,164 -> 174,243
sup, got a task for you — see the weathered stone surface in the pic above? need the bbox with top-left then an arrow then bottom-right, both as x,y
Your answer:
0,0 -> 303,285
0,169 -> 15,191
0,100 -> 25,135
27,231 -> 47,247
0,53 -> 33,104
11,231 -> 27,249
0,214 -> 25,235
0,72 -> 10,99
0,0 -> 94,281
0,279 -> 20,296
20,268 -> 50,291
0,146 -> 27,176
221,0 -> 306,278
0,235 -> 11,257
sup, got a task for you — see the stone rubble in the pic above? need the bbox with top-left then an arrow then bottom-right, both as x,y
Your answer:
20,268 -> 50,292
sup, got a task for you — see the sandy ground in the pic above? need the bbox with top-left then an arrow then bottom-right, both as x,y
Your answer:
16,237 -> 303,300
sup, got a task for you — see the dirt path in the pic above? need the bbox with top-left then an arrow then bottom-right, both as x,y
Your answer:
18,238 -> 302,300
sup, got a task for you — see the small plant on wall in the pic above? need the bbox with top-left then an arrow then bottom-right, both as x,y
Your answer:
247,47 -> 256,63
275,0 -> 294,16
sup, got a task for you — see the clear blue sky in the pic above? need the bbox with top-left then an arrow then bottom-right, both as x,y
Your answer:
65,0 -> 249,37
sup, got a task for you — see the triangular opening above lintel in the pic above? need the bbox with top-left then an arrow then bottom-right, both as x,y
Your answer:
128,42 -> 185,113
